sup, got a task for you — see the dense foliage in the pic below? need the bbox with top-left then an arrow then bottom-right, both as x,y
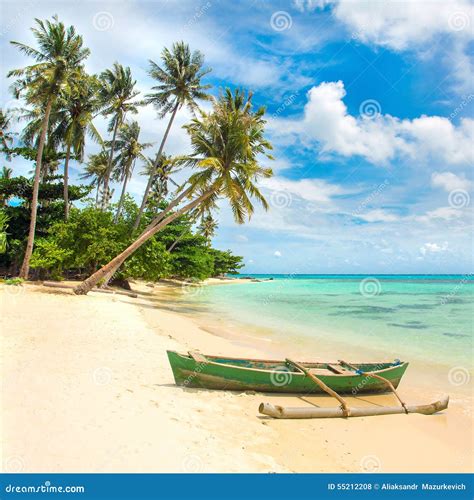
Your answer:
0,175 -> 243,281
1,16 -> 268,287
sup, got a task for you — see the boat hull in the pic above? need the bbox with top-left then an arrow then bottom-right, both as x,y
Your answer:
166,351 -> 409,394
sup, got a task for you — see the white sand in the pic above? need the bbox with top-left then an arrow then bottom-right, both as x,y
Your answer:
1,282 -> 472,473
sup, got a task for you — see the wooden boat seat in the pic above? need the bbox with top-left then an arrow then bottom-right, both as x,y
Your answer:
188,351 -> 208,363
309,367 -> 353,376
327,364 -> 350,374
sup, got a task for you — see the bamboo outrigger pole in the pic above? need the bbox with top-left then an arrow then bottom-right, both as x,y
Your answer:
286,358 -> 351,417
338,359 -> 408,413
258,396 -> 449,419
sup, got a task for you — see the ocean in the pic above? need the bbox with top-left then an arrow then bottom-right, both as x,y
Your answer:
177,274 -> 473,394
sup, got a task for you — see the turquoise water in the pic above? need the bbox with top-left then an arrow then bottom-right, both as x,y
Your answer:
183,275 -> 473,372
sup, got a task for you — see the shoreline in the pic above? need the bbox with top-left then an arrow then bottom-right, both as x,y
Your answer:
1,281 -> 472,473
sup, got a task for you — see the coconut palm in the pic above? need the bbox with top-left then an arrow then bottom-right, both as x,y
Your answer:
80,151 -> 108,207
133,42 -> 211,230
8,16 -> 90,278
112,121 -> 152,221
198,212 -> 218,246
0,109 -> 15,156
0,210 -> 8,253
1,166 -> 13,179
99,63 -> 141,209
0,167 -> 13,207
73,88 -> 273,295
140,152 -> 180,207
51,72 -> 102,219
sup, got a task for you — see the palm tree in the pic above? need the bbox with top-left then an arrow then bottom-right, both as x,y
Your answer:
198,212 -> 218,246
73,88 -> 273,294
8,16 -> 90,278
133,41 -> 211,230
80,151 -> 108,207
0,109 -> 15,156
140,153 -> 180,207
0,210 -> 8,254
99,63 -> 141,209
112,121 -> 152,221
1,166 -> 13,179
52,72 -> 102,219
0,167 -> 13,207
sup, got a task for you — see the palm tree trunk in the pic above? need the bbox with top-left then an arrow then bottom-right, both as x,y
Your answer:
133,102 -> 179,230
64,144 -> 71,220
73,190 -> 213,295
101,116 -> 120,209
97,185 -> 195,286
95,182 -> 100,208
19,98 -> 53,279
114,160 -> 133,223
167,233 -> 184,253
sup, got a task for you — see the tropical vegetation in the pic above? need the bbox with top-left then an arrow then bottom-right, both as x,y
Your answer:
1,15 -> 273,291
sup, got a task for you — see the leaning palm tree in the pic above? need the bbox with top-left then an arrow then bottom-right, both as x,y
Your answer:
133,42 -> 211,230
80,151 -> 109,207
8,16 -> 90,278
51,72 -> 102,219
112,121 -> 152,221
73,88 -> 273,295
99,63 -> 141,209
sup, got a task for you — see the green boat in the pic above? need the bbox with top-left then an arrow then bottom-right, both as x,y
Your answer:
167,350 -> 409,394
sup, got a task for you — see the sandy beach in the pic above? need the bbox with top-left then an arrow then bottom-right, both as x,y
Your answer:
1,281 -> 473,473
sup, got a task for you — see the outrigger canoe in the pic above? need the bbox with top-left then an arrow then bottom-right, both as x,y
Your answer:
166,350 -> 409,394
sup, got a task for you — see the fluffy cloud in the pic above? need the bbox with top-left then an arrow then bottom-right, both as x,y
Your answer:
277,80 -> 474,166
293,0 -> 473,92
431,171 -> 472,191
419,242 -> 449,255
332,0 -> 473,50
261,176 -> 347,204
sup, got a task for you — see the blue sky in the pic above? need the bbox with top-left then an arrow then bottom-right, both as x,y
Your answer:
1,0 -> 473,273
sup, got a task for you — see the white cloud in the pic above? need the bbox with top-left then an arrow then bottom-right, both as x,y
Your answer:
431,171 -> 472,191
261,176 -> 346,204
419,242 -> 449,255
296,0 -> 474,93
356,209 -> 400,223
274,250 -> 282,257
332,0 -> 473,50
275,80 -> 474,166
